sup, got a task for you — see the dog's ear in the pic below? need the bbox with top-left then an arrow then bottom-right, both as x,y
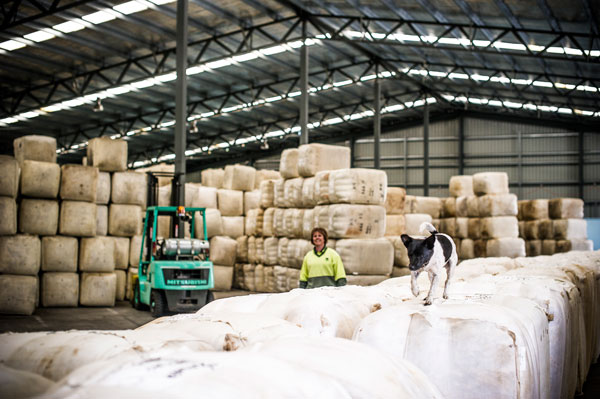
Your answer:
401,234 -> 412,247
425,235 -> 436,249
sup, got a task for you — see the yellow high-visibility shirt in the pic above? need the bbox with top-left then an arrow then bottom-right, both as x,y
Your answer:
299,247 -> 346,289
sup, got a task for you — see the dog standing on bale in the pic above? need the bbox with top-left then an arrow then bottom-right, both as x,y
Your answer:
401,222 -> 458,305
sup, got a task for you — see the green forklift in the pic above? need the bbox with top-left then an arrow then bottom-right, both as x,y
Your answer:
131,172 -> 214,317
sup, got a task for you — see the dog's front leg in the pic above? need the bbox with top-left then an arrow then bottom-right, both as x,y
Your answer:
410,270 -> 420,297
425,271 -> 439,306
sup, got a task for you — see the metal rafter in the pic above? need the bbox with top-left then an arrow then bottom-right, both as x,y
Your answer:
0,0 -> 96,30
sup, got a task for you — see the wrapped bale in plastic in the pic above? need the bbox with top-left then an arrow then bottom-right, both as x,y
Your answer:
279,148 -> 299,179
0,235 -> 41,275
486,237 -> 526,258
0,197 -> 17,235
222,216 -> 245,239
259,180 -> 275,209
244,190 -> 260,215
60,164 -> 98,202
201,168 -> 224,188
209,236 -> 238,266
262,208 -> 275,237
129,235 -> 143,267
87,137 -> 127,172
549,198 -> 584,219
41,273 -> 79,307
245,209 -> 263,237
273,179 -> 286,208
79,237 -> 116,273
385,215 -> 405,236
96,205 -> 108,236
236,236 -> 248,263
385,187 -> 406,215
191,185 -> 218,209
449,175 -> 474,197
20,160 -> 60,198
314,171 -> 331,205
111,172 -> 146,208
522,199 -> 549,220
96,172 -> 111,205
212,265 -> 234,291
108,204 -> 142,237
328,204 -> 386,239
404,213 -> 433,236
254,169 -> 280,190
328,168 -> 387,205
42,236 -> 78,272
442,197 -> 456,218
556,239 -> 594,253
301,177 -> 318,208
472,172 -> 509,195
217,189 -> 244,217
553,219 -> 587,240
284,177 -> 304,208
336,239 -> 394,275
13,135 -> 56,164
481,216 -> 519,238
194,208 -> 223,239
478,193 -> 518,217
19,199 -> 58,236
0,275 -> 38,315
223,164 -> 256,192
79,273 -> 116,307
0,155 -> 20,197
114,270 -> 126,301
297,143 -> 351,177
113,237 -> 129,270
411,196 -> 442,219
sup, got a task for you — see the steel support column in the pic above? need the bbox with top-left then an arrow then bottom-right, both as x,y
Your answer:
175,0 -> 188,237
579,131 -> 584,199
374,65 -> 381,169
299,19 -> 309,145
423,100 -> 429,196
458,115 -> 465,175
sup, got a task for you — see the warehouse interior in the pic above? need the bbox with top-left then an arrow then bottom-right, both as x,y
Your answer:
1,0 -> 600,398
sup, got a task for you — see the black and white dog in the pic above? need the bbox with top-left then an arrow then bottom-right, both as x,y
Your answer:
401,222 -> 458,305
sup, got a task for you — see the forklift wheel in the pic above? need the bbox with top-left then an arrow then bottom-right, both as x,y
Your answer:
150,290 -> 168,317
132,282 -> 148,311
207,290 -> 214,304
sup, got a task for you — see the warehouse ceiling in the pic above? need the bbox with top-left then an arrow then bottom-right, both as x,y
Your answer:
1,0 -> 599,171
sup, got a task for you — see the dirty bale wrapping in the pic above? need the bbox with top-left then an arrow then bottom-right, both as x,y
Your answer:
0,235 -> 41,275
194,208 -> 223,239
328,204 -> 386,239
0,275 -> 38,315
328,169 -> 387,205
335,238 -> 394,275
111,172 -> 147,208
20,160 -> 60,198
212,265 -> 234,291
0,197 -> 17,235
385,215 -> 406,236
113,237 -> 130,270
79,273 -> 116,307
87,137 -> 128,172
384,187 -> 406,214
223,164 -> 256,191
114,270 -> 126,301
217,189 -> 244,217
96,205 -> 108,236
41,236 -> 78,272
477,194 -> 518,217
297,143 -> 351,177
449,175 -> 474,197
108,204 -> 142,237
79,237 -> 116,272
548,198 -> 584,219
96,172 -> 111,205
0,155 -> 20,197
201,168 -> 224,188
259,180 -> 275,209
522,199 -> 549,220
209,236 -> 238,266
41,272 -> 79,307
59,165 -> 98,202
553,219 -> 587,240
472,172 -> 509,195
19,199 -> 59,236
13,135 -> 57,164
222,216 -> 245,238
279,148 -> 299,179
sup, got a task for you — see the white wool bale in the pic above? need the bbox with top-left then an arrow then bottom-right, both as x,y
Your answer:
20,160 -> 60,198
259,180 -> 275,209
156,183 -> 196,207
297,143 -> 351,177
526,240 -> 542,257
223,164 -> 256,191
273,265 -> 289,292
410,196 -> 442,218
439,218 -> 456,236
452,217 -> 467,238
0,155 -> 20,197
273,207 -> 286,237
114,270 -> 126,301
264,237 -> 279,266
19,199 -> 58,236
336,239 -> 393,275
0,364 -> 56,398
385,236 -> 409,267
95,205 -> 108,236
221,216 -> 245,238
328,168 -> 387,205
0,235 -> 40,275
113,237 -> 129,270
466,195 -> 480,217
549,198 -> 584,219
315,171 -> 331,205
286,208 -> 305,238
87,137 -> 127,172
0,275 -> 38,315
385,187 -> 406,214
244,190 -> 260,214
486,237 -> 526,258
108,204 -> 142,237
273,179 -> 286,208
217,189 -> 244,216
522,199 -> 549,220
553,219 -> 587,239
13,135 -> 56,164
277,237 -> 290,267
0,197 -> 17,235
279,148 -> 299,179
194,208 -> 223,239
236,236 -> 248,263
254,169 -> 280,190
404,213 -> 433,235
290,239 -> 313,269
467,218 -> 481,239
79,237 -> 115,272
60,164 -> 98,202
79,273 -> 116,306
460,238 -> 475,259
472,172 -> 509,195
478,193 -> 518,217
247,236 -> 257,264
287,267 -> 300,289
455,196 -> 468,217
135,163 -> 174,186
442,197 -> 456,217
449,175 -> 474,197
346,275 -> 389,286
302,208 -> 315,239
41,272 -> 79,307
42,236 -> 78,272
262,207 -> 275,236
193,186 -> 218,209
556,239 -> 594,252
209,236 -> 238,266
328,204 -> 386,238
129,235 -> 142,267
481,216 -> 519,238
213,265 -> 234,291
111,172 -> 146,207
284,177 -> 304,208
301,177 -> 317,208
201,168 -> 224,188
385,214 -> 405,236
255,237 -> 265,264
245,208 -> 263,236
96,172 -> 111,204
312,205 -> 330,231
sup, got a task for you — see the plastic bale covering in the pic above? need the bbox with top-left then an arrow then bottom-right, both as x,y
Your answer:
553,219 -> 587,239
284,177 -> 304,208
478,193 -> 518,217
194,208 -> 223,239
442,197 -> 456,217
302,208 -> 314,239
254,169 -> 281,189
244,190 -> 260,214
223,164 -> 256,192
297,143 -> 351,177
0,364 -> 56,398
404,213 -> 433,235
217,189 -> 244,216
243,264 -> 256,291
0,275 -> 38,315
336,239 -> 394,275
222,216 -> 245,238
264,237 -> 279,266
273,179 -> 286,208
273,207 -> 286,237
347,275 -> 389,286
255,237 -> 265,264
301,177 -> 317,208
210,236 -> 238,266
522,199 -> 549,220
486,237 -> 526,258
262,207 -> 275,236
526,240 -> 543,256
385,187 -> 406,214
542,240 -> 556,255
129,235 -> 142,267
108,204 -> 142,237
0,196 -> 17,235
448,175 -> 473,197
0,155 -> 20,197
549,198 -> 584,219
0,235 -> 40,275
20,160 -> 60,198
279,148 -> 299,179
315,171 -> 331,205
111,171 -> 146,207
41,272 -> 79,307
213,265 -> 234,291
259,180 -> 275,209
385,214 -> 406,236
328,168 -> 387,205
411,196 -> 442,218
278,237 -> 290,267
112,237 -> 129,270
236,236 -> 248,263
87,137 -> 127,172
95,171 -> 111,204
96,204 -> 108,236
18,198 -> 58,236
79,236 -> 116,272
79,272 -> 117,306
481,216 -> 519,238
201,168 -> 224,188
328,204 -> 386,239
113,269 -> 126,301
59,164 -> 98,202
467,218 -> 481,239
13,135 -> 57,164
193,186 -> 218,209
41,236 -> 78,272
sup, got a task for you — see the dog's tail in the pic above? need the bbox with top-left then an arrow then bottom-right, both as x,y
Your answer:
419,222 -> 438,236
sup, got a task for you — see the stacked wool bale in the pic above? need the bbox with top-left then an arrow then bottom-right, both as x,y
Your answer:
448,175 -> 480,260
382,188 -> 410,277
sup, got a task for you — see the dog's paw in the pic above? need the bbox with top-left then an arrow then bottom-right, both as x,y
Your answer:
424,298 -> 433,306
411,289 -> 419,297
443,294 -> 448,300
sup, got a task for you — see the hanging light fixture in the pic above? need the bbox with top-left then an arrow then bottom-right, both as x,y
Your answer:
93,98 -> 103,112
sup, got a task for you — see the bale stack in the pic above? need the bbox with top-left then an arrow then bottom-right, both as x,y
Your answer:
382,188 -> 410,277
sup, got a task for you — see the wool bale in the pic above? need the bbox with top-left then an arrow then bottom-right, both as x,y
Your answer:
194,208 -> 223,239
328,169 -> 387,206
460,239 -> 475,259
217,189 -> 244,216
279,148 -> 299,179
518,221 -> 525,238
277,237 -> 290,267
0,235 -> 40,275
129,235 -> 142,267
213,265 -> 234,291
0,197 -> 17,235
439,218 -> 457,236
549,198 -> 584,219
412,196 -> 442,218
244,190 -> 260,214
465,195 -> 479,217
156,215 -> 171,239
384,187 -> 406,215
297,143 -> 351,177
526,240 -> 542,257
556,239 -> 593,253
455,196 -> 468,217
232,236 -> 247,264
346,275 -> 389,286
315,171 -> 332,205
272,179 -> 286,208
113,237 -> 129,270
79,273 -> 116,307
0,155 -> 20,197
474,239 -> 487,258
391,266 -> 410,277
449,175 -> 474,197
245,209 -> 263,236
108,204 -> 142,237
522,200 -> 549,220
254,169 -> 280,190
254,264 -> 266,292
404,213 -> 433,235
259,180 -> 275,209
243,264 -> 256,291
290,239 -> 312,269
41,236 -> 78,272
263,237 -> 279,266
486,238 -> 525,258
20,160 -> 60,198
524,220 -> 542,240
284,208 -> 304,238
223,164 -> 256,192
478,194 -> 517,217
156,183 -> 196,208
111,172 -> 146,208
284,177 -> 304,208
255,237 -> 265,264
472,172 -> 509,195
209,236 -> 238,266
95,172 -> 110,205
336,239 -> 393,275
442,197 -> 456,218
541,240 -> 556,255
247,236 -> 257,264
60,165 -> 98,202
19,199 -> 58,236
114,270 -> 126,301
553,219 -> 587,240
481,216 -> 519,238
301,177 -> 317,208
312,205 -> 331,231
287,267 -> 300,289
158,185 -> 171,207
385,236 -> 409,267
0,275 -> 38,315
467,218 -> 481,239
385,214 -> 405,236
201,168 -> 224,188
95,205 -> 108,236
328,204 -> 386,239
41,272 -> 79,307
13,135 -> 56,164
135,163 -> 174,187
222,216 -> 245,239
455,217 -> 469,238
79,237 -> 115,272
272,207 -> 286,237
192,186 -> 218,209
302,208 -> 315,240
538,219 -> 554,239
87,137 -> 127,172
262,208 -> 275,237
517,200 -> 526,220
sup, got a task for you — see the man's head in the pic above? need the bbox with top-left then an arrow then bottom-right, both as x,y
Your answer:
311,227 -> 328,246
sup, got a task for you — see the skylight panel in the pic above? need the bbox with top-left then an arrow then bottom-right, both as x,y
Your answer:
82,10 -> 116,24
